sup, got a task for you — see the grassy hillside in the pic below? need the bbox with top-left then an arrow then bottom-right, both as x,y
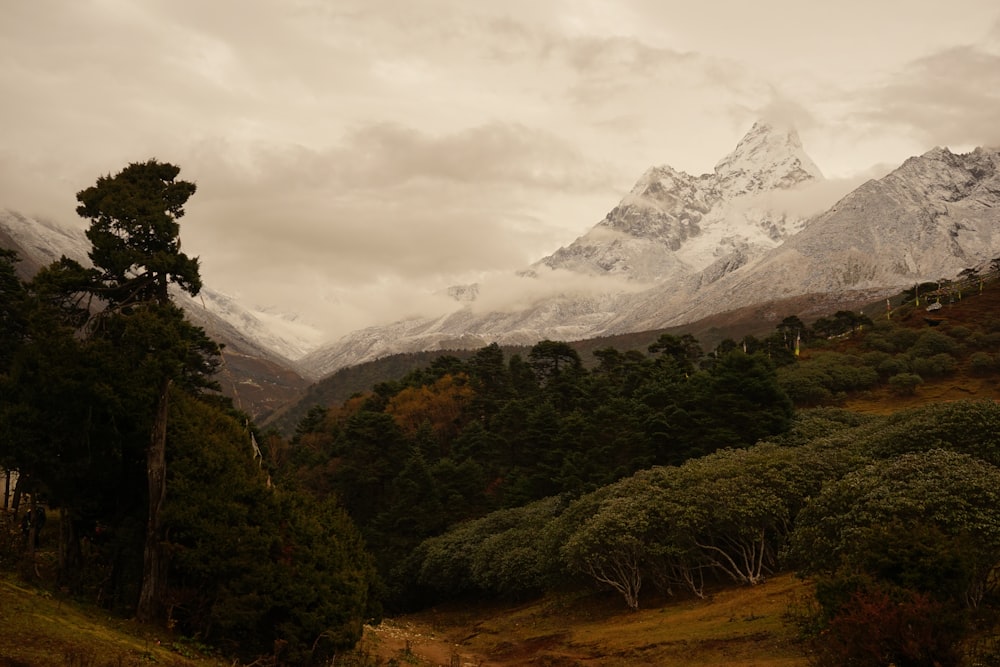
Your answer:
0,570 -> 228,667
0,563 -> 812,666
817,281 -> 1000,413
361,574 -> 812,666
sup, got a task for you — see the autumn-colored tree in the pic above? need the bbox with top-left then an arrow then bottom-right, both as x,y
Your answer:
385,373 -> 474,445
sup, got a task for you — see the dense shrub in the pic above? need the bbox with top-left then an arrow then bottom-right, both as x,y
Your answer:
787,449 -> 1000,665
877,355 -> 910,378
946,325 -> 972,340
888,372 -> 923,395
910,353 -> 957,378
788,449 -> 1000,605
887,327 -> 920,352
862,333 -> 896,353
968,331 -> 1000,349
859,351 -> 890,368
969,352 -> 997,376
776,367 -> 833,405
908,330 -> 961,358
777,352 -> 878,405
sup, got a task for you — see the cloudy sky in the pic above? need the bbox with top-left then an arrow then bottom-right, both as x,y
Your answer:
2,0 -> 999,343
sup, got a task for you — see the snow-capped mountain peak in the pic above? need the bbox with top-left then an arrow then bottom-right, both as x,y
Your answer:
536,120 -> 823,281
713,120 -> 823,195
299,129 -> 1000,379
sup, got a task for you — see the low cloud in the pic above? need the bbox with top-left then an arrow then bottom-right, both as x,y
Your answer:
469,264 -> 648,315
741,165 -> 896,220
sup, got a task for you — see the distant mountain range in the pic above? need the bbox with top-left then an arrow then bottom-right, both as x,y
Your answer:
4,121 -> 1000,408
0,209 -> 314,419
299,122 -> 1000,377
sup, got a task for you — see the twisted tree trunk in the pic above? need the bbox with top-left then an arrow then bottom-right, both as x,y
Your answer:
137,377 -> 171,623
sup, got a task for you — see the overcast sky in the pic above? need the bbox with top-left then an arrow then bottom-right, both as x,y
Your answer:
2,0 -> 999,342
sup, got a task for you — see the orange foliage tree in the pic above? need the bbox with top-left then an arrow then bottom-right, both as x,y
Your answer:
385,374 -> 474,447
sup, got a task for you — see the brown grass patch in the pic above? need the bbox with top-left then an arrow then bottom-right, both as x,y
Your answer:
365,573 -> 813,666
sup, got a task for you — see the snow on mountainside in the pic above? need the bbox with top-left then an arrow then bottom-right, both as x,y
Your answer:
535,120 -> 822,281
301,126 -> 1000,379
186,289 -> 324,363
0,209 -> 92,271
0,208 -> 322,366
609,145 -> 1000,332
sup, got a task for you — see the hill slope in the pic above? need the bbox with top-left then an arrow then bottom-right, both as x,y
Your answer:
0,571 -> 227,667
362,574 -> 811,667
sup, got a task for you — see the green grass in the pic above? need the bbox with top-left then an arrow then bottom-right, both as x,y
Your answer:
0,569 -> 228,667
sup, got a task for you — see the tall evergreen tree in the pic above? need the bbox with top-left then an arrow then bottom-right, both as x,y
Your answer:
75,160 -> 219,622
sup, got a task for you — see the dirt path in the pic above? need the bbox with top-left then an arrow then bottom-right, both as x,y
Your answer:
363,619 -> 492,666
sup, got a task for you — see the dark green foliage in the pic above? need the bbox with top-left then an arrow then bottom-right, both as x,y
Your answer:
647,333 -> 703,373
414,496 -> 568,601
285,338 -> 795,609
910,352 -> 956,377
164,396 -> 377,664
684,351 -> 793,453
777,352 -> 879,404
887,325 -> 921,351
858,350 -> 890,368
969,351 -> 997,376
786,448 -> 1000,664
876,354 -> 910,378
775,369 -> 833,405
860,400 -> 1000,465
907,329 -> 961,358
0,249 -> 27,374
968,330 -> 1000,349
767,408 -> 876,447
888,372 -> 923,395
77,160 -> 201,305
812,310 -> 873,338
787,449 -> 1000,607
528,340 -> 582,381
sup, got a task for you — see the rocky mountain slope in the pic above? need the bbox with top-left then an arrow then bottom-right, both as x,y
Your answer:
300,123 -> 1000,379
0,209 -> 314,419
645,145 -> 1000,329
537,120 -> 822,280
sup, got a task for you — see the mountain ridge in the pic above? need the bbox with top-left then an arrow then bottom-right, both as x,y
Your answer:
300,127 -> 1000,378
6,124 -> 1000,387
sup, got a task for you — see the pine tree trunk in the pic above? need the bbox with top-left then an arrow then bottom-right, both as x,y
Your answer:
137,377 -> 171,623
58,510 -> 83,592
